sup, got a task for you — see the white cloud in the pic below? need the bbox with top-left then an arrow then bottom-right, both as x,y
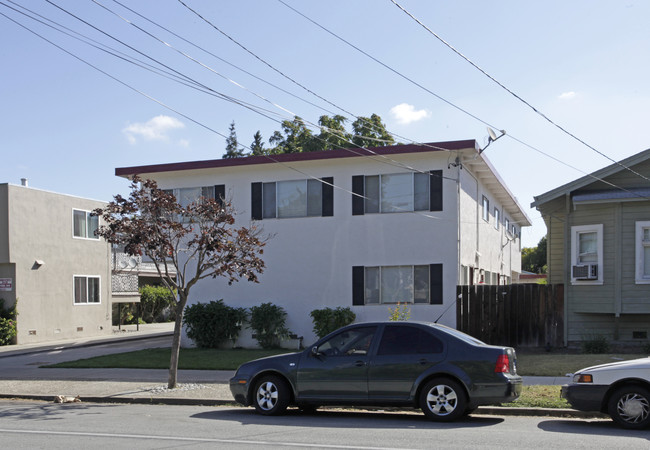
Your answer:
558,91 -> 576,100
390,103 -> 430,125
122,115 -> 185,144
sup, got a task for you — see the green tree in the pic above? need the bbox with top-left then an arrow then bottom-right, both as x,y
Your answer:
250,131 -> 266,156
351,114 -> 394,148
94,176 -> 266,388
223,121 -> 246,158
268,116 -> 315,153
311,115 -> 352,152
522,235 -> 547,274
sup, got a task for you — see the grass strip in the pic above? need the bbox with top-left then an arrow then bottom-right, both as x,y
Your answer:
503,385 -> 568,408
516,353 -> 646,376
43,347 -> 290,370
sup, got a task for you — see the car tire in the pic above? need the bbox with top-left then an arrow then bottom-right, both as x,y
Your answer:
607,385 -> 650,429
419,378 -> 467,422
253,375 -> 290,416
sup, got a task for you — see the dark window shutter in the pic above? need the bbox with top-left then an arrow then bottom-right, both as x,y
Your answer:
214,184 -> 225,207
251,182 -> 262,220
352,175 -> 364,216
352,266 -> 365,305
322,177 -> 333,217
430,263 -> 443,305
429,170 -> 443,211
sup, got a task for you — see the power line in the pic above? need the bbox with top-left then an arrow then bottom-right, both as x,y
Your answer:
388,0 -> 650,184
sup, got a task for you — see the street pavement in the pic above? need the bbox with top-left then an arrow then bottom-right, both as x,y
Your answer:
0,324 -> 604,419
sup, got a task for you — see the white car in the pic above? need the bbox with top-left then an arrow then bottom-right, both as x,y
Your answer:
561,357 -> 650,429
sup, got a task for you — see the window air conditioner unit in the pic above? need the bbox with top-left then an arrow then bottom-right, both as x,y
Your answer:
572,264 -> 598,280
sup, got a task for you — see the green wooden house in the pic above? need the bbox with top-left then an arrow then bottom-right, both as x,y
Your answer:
531,149 -> 650,348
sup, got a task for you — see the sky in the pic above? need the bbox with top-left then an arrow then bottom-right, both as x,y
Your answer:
2,0 -> 650,248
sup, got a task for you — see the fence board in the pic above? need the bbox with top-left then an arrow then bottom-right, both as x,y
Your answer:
456,284 -> 564,348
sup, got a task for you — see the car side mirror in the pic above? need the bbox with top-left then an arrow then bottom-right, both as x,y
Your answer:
310,346 -> 320,357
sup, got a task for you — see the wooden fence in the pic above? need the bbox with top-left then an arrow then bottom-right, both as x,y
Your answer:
456,284 -> 564,348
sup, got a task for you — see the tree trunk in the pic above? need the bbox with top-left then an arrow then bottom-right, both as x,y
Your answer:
167,294 -> 188,389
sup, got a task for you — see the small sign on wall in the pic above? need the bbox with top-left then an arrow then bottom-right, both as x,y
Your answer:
0,278 -> 12,291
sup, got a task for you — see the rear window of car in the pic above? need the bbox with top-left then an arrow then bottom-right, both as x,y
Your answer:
377,325 -> 443,355
428,324 -> 486,346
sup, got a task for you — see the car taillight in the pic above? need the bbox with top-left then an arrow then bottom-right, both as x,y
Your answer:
495,354 -> 510,373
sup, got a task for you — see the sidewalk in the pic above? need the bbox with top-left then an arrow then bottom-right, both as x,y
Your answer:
0,328 -> 606,419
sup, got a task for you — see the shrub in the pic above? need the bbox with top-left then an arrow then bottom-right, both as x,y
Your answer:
0,318 -> 16,346
309,307 -> 356,338
581,334 -> 610,354
183,300 -> 248,348
388,302 -> 411,321
249,302 -> 290,349
0,299 -> 17,346
139,285 -> 176,323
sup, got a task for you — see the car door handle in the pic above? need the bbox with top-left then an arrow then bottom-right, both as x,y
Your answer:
355,360 -> 366,367
418,359 -> 428,365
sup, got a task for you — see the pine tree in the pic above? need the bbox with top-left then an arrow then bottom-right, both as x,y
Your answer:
223,121 -> 246,158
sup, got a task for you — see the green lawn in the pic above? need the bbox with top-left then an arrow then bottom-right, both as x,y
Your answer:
503,385 -> 568,409
43,347 -> 291,370
516,352 -> 646,376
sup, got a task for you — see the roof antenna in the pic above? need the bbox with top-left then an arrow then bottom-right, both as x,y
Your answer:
479,127 -> 506,155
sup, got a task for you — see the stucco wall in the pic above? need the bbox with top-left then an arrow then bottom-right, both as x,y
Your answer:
144,149 -> 524,347
5,185 -> 112,343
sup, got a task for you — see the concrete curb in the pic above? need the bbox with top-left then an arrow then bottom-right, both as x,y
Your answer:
0,393 -> 608,419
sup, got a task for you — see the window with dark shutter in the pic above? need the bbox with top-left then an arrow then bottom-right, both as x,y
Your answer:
429,170 -> 443,211
251,182 -> 263,220
352,175 -> 365,215
430,263 -> 443,305
322,177 -> 334,216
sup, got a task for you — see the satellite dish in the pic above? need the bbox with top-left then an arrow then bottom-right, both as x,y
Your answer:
487,127 -> 498,142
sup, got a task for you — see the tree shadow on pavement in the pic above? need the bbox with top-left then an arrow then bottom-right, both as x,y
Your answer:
0,401 -> 120,422
192,407 -> 504,429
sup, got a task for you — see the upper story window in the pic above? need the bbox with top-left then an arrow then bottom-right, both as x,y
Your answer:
571,224 -> 603,284
252,178 -> 333,220
73,275 -> 100,304
635,221 -> 650,284
494,208 -> 500,230
482,196 -> 490,222
168,185 -> 225,208
73,209 -> 99,240
505,218 -> 510,234
352,171 -> 442,215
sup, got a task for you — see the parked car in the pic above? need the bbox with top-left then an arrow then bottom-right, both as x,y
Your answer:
230,321 -> 522,421
562,357 -> 650,429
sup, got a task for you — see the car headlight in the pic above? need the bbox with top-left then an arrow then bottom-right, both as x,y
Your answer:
573,373 -> 593,383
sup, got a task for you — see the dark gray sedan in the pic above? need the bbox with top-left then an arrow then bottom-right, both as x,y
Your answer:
230,321 -> 522,421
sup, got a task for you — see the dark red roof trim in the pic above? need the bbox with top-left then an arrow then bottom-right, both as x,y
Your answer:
115,140 -> 478,176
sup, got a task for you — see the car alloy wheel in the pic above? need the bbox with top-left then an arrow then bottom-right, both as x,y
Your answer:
254,375 -> 290,416
608,386 -> 650,429
420,378 -> 467,422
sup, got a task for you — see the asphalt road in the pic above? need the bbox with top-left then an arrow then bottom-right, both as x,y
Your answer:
0,400 -> 648,449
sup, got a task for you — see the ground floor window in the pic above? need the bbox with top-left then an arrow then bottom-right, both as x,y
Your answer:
636,221 -> 650,284
353,264 -> 442,305
74,276 -> 100,304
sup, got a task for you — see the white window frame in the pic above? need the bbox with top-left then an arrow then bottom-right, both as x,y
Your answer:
494,208 -> 500,230
73,275 -> 101,305
570,224 -> 603,284
635,221 -> 650,284
505,218 -> 511,235
364,265 -> 430,304
364,173 -> 429,214
482,196 -> 490,222
72,209 -> 99,240
261,179 -> 323,219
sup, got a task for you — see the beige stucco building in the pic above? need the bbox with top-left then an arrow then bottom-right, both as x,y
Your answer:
0,182 -> 140,344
